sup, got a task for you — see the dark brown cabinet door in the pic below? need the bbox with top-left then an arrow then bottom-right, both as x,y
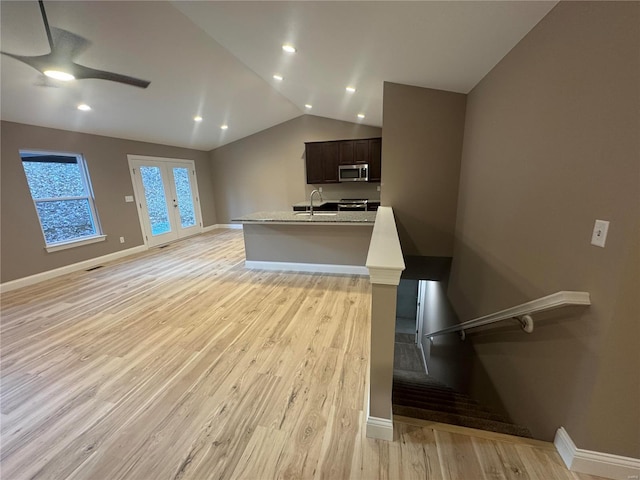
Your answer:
306,137 -> 382,184
305,142 -> 324,184
354,140 -> 369,164
339,141 -> 355,165
323,142 -> 340,183
368,138 -> 382,182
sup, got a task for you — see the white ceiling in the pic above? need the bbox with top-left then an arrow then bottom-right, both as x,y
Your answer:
0,1 -> 557,151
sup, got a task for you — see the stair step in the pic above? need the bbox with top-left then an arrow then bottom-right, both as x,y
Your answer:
392,395 -> 509,422
392,385 -> 485,408
393,379 -> 460,395
392,404 -> 533,438
395,333 -> 416,344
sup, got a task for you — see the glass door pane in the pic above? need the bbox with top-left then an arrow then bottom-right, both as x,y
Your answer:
140,166 -> 172,236
172,167 -> 196,228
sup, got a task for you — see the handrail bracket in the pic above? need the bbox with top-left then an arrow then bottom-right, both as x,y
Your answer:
516,314 -> 534,333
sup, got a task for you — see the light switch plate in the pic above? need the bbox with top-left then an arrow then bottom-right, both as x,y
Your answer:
591,219 -> 609,248
125,195 -> 134,203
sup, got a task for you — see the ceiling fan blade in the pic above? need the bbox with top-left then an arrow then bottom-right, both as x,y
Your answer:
72,63 -> 151,89
50,27 -> 91,60
0,51 -> 54,73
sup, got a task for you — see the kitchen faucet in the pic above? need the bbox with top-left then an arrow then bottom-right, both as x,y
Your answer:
309,189 -> 322,216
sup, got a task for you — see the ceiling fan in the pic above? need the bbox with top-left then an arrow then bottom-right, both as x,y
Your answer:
1,0 -> 150,89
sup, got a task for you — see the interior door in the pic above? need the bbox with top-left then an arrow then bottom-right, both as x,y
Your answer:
129,156 -> 202,247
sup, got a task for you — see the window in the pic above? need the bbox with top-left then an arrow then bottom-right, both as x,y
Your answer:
20,150 -> 105,252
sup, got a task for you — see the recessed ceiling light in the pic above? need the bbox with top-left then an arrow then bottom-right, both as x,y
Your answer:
194,115 -> 203,122
220,124 -> 229,130
77,104 -> 91,111
346,86 -> 356,93
304,104 -> 312,109
44,70 -> 75,81
273,74 -> 284,81
357,113 -> 365,119
282,44 -> 296,53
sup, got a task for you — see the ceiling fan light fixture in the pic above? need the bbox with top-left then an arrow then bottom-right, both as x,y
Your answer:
44,69 -> 75,81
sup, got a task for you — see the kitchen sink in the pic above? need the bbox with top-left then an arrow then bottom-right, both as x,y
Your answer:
294,212 -> 337,216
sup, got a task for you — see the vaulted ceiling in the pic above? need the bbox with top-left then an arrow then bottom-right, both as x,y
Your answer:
0,1 -> 557,151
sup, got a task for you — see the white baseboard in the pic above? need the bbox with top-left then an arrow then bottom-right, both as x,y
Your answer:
244,260 -> 368,276
364,389 -> 393,441
366,415 -> 394,441
202,224 -> 243,232
554,427 -> 640,480
0,245 -> 148,293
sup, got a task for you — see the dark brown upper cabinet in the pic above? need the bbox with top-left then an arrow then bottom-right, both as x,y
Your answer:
323,142 -> 340,183
305,137 -> 381,184
305,142 -> 324,184
354,140 -> 369,164
339,141 -> 354,165
368,138 -> 382,182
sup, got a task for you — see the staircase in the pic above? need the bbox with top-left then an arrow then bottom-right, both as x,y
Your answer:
393,333 -> 532,438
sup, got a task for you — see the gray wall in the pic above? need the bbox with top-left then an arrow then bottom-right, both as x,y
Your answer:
209,115 -> 381,224
380,82 -> 466,257
448,1 -> 639,458
1,121 -> 216,283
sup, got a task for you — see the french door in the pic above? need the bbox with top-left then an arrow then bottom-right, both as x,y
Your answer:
128,155 -> 202,247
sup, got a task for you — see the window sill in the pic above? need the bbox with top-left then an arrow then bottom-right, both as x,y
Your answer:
45,235 -> 107,253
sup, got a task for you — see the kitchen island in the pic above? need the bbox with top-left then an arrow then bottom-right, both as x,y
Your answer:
232,211 -> 376,274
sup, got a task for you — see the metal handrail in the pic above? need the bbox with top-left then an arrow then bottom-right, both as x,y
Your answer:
425,291 -> 591,340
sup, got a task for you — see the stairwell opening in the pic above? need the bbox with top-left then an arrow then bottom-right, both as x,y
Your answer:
392,276 -> 532,438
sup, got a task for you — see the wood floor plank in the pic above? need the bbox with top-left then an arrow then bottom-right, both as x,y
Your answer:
0,229 -> 590,480
435,429 -> 487,479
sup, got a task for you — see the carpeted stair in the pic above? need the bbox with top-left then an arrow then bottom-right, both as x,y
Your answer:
393,334 -> 532,438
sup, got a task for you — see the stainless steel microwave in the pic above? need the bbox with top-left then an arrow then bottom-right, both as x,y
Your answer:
338,164 -> 369,182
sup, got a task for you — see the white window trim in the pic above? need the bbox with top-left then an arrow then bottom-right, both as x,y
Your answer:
20,149 -> 105,252
45,234 -> 107,253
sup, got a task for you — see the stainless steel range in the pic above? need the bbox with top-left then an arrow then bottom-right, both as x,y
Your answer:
338,198 -> 368,211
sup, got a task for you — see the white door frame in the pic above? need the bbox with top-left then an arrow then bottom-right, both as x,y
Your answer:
127,154 -> 203,248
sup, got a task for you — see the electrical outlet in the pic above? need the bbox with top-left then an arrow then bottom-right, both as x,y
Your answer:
590,219 -> 609,248
319,187 -> 323,193
125,195 -> 134,202
377,185 -> 381,192
119,236 -> 125,244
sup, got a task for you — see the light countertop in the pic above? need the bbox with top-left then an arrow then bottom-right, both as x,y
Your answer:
232,211 -> 377,225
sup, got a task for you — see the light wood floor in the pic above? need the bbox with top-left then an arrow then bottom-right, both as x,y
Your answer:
1,229 -> 605,480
